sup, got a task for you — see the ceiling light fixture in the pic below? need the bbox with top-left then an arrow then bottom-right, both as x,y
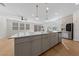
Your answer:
35,4 -> 39,20
46,7 -> 49,10
45,3 -> 49,20
46,8 -> 48,20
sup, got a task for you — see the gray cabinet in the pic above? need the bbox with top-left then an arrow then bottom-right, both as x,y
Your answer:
42,34 -> 49,52
58,32 -> 62,42
14,32 -> 60,56
15,41 -> 32,56
31,35 -> 42,56
48,33 -> 59,48
15,37 -> 32,56
48,34 -> 54,48
41,33 -> 59,53
51,33 -> 59,45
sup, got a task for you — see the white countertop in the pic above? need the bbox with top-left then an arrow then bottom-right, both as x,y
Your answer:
10,32 -> 47,38
9,31 -> 61,38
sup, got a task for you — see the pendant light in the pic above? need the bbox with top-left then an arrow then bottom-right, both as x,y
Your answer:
35,4 -> 39,20
46,3 -> 49,20
46,7 -> 48,20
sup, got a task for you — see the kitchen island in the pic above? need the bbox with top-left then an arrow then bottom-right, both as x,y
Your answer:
10,32 -> 61,56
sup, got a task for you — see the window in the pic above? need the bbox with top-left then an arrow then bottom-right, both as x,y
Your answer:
12,22 -> 18,30
34,25 -> 38,32
20,23 -> 24,30
26,24 -> 30,30
38,26 -> 41,31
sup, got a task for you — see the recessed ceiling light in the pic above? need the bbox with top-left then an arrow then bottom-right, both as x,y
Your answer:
46,7 -> 49,10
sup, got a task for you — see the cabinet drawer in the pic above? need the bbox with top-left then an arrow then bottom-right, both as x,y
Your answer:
15,37 -> 32,44
32,35 -> 41,40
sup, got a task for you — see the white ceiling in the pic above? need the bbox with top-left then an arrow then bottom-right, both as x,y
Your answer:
0,3 -> 79,22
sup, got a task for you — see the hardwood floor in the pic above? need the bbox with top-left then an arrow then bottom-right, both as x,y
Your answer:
0,38 -> 79,56
0,38 -> 14,56
41,39 -> 79,56
41,43 -> 70,56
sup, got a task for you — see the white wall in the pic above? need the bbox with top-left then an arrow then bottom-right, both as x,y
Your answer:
61,15 -> 73,38
0,6 -> 43,39
0,5 -> 20,39
0,16 -> 21,39
73,10 -> 79,41
0,16 -> 7,39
